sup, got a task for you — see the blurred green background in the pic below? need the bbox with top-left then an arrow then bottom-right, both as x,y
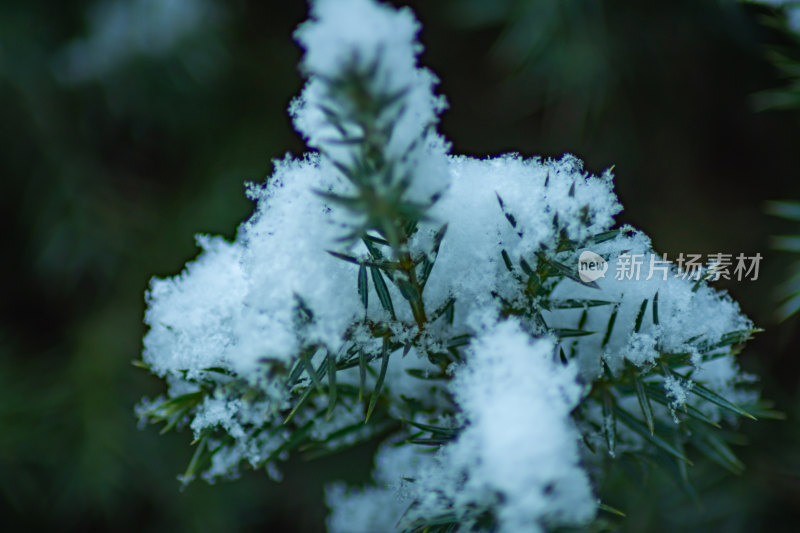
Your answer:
3,0 -> 800,531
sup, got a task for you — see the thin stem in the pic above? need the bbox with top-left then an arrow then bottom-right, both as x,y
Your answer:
399,249 -> 427,329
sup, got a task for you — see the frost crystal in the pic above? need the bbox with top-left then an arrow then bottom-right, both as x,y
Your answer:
138,0 -> 762,530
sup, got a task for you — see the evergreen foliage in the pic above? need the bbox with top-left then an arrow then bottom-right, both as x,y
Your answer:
137,1 -> 770,531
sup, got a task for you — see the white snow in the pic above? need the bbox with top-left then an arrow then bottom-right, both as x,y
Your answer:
140,0 -> 759,529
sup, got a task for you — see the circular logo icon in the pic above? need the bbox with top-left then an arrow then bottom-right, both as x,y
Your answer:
578,250 -> 608,282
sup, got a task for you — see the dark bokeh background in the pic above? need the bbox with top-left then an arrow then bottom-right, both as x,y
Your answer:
2,0 -> 800,531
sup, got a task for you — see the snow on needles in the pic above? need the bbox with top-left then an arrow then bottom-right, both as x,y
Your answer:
327,322 -> 594,533
139,0 -> 760,530
291,0 -> 449,206
431,322 -> 595,532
